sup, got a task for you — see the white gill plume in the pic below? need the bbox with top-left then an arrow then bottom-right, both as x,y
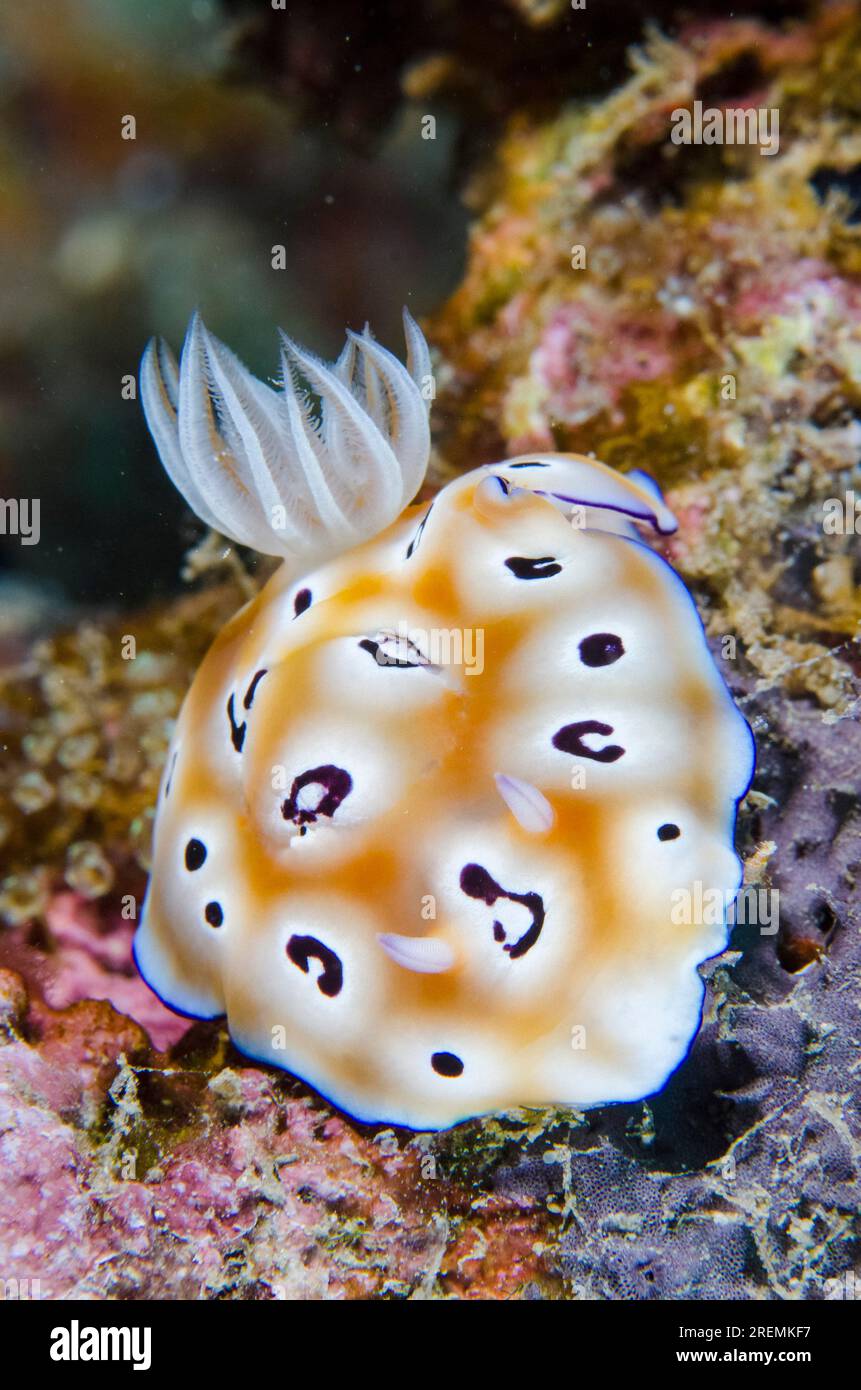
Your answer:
140,309 -> 433,567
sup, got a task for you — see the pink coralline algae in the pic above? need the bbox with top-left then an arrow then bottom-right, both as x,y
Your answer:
529,296 -> 681,440
5,893 -> 188,1051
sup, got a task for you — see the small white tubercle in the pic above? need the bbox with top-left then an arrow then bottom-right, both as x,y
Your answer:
494,773 -> 556,833
377,933 -> 455,974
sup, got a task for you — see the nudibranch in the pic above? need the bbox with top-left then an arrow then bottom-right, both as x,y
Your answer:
135,310 -> 754,1130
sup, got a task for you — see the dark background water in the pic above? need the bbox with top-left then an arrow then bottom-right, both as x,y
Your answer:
0,0 -> 470,618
